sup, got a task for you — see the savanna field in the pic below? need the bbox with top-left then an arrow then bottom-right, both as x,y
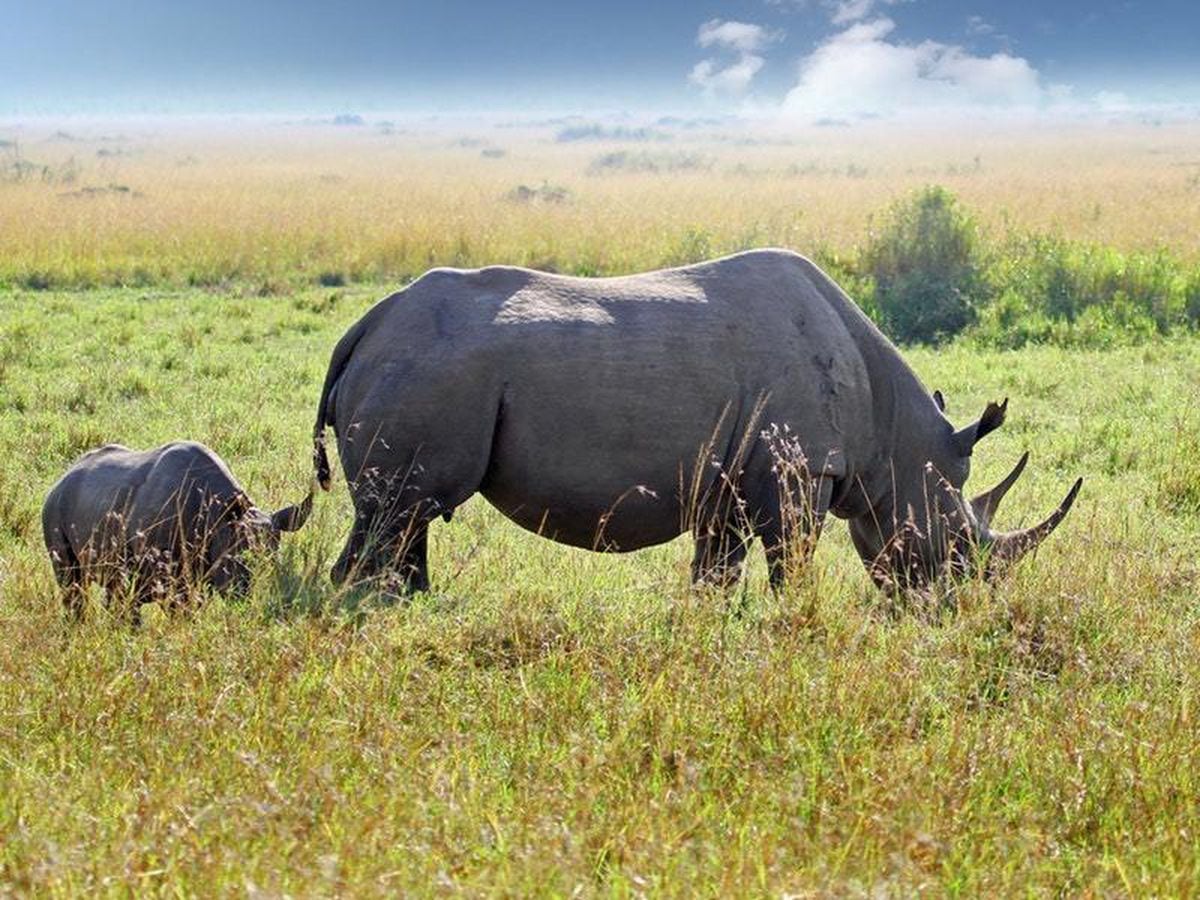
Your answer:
2,117 -> 1200,894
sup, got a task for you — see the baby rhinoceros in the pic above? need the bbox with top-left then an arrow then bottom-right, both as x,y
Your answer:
42,441 -> 312,619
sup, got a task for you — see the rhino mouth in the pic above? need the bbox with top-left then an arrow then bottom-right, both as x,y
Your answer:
861,451 -> 1082,593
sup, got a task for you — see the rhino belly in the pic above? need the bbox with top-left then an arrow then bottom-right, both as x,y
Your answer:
480,473 -> 683,551
477,387 -> 738,552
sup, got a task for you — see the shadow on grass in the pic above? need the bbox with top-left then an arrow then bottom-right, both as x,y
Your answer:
260,557 -> 410,625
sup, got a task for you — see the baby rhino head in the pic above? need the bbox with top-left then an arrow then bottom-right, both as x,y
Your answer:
204,489 -> 312,593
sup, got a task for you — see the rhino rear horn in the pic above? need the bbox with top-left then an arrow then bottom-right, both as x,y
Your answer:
987,477 -> 1082,573
954,397 -> 1007,456
971,451 -> 1029,530
271,486 -> 314,532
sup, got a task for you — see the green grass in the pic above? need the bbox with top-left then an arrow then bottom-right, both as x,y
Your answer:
1,286 -> 1199,894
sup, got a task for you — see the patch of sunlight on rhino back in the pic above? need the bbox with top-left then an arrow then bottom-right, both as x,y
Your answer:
491,273 -> 707,326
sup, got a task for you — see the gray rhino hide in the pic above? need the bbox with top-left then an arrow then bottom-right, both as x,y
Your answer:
313,249 -> 1079,592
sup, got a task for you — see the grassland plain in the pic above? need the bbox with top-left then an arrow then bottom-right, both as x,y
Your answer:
1,285 -> 1199,895
3,119 -> 1200,290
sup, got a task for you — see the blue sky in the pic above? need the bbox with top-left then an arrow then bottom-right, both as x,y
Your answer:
2,1 -> 1197,117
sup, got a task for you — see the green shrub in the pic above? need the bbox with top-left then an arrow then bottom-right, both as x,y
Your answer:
863,186 -> 987,344
971,288 -> 1055,349
1064,300 -> 1158,348
992,235 -> 1188,334
1185,269 -> 1200,327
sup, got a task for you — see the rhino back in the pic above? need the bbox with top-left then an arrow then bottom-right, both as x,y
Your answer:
331,250 -> 878,547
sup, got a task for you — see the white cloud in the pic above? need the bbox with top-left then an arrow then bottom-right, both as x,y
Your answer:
690,19 -> 780,96
697,19 -> 775,54
966,15 -> 994,36
690,56 -> 767,94
830,0 -> 875,25
1047,83 -> 1075,102
780,17 -> 1046,120
826,0 -> 904,25
1094,90 -> 1131,111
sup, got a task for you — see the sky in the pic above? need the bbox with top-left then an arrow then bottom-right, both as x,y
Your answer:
2,0 -> 1198,120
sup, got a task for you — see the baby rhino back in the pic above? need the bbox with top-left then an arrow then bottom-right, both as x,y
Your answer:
42,442 -> 255,618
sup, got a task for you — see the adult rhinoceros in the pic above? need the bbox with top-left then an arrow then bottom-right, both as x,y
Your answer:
43,441 -> 312,618
311,249 -> 1080,593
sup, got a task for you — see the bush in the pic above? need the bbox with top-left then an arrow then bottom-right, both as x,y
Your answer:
863,186 -> 988,344
981,234 -> 1197,345
556,125 -> 666,143
504,182 -> 571,204
811,247 -> 876,319
1010,236 -> 1183,331
971,288 -> 1055,349
1185,269 -> 1200,327
587,151 -> 710,175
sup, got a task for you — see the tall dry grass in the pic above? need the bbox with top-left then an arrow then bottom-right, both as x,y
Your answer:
2,118 -> 1199,288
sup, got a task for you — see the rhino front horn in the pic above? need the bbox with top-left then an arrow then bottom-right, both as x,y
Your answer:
988,477 -> 1083,573
271,486 -> 314,532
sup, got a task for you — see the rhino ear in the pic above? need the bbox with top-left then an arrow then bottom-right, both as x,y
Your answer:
271,487 -> 313,533
954,398 -> 1007,457
932,390 -> 946,412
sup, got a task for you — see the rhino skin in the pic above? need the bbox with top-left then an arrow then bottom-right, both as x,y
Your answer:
311,249 -> 1080,593
42,441 -> 311,619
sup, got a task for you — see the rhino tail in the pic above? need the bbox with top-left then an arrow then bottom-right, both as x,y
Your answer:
313,300 -> 384,491
314,439 -> 332,492
313,411 -> 334,493
313,348 -> 346,492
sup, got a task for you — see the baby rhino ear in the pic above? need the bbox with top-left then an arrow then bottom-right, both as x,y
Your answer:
953,398 -> 1007,457
270,487 -> 313,533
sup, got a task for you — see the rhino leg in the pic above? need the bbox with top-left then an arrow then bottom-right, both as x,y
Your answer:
330,510 -> 369,585
45,533 -> 88,621
331,495 -> 432,593
691,526 -> 752,588
391,522 -> 429,593
53,561 -> 87,622
330,492 -> 391,586
99,572 -> 139,626
760,476 -> 833,590
332,389 -> 506,590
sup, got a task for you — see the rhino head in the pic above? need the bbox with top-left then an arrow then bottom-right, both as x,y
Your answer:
204,488 -> 313,593
848,395 -> 1082,593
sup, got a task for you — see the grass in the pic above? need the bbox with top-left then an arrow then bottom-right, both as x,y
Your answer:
3,118 -> 1200,291
1,285 -> 1199,893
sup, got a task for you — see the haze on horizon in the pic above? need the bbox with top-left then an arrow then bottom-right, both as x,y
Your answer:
2,0 -> 1198,122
